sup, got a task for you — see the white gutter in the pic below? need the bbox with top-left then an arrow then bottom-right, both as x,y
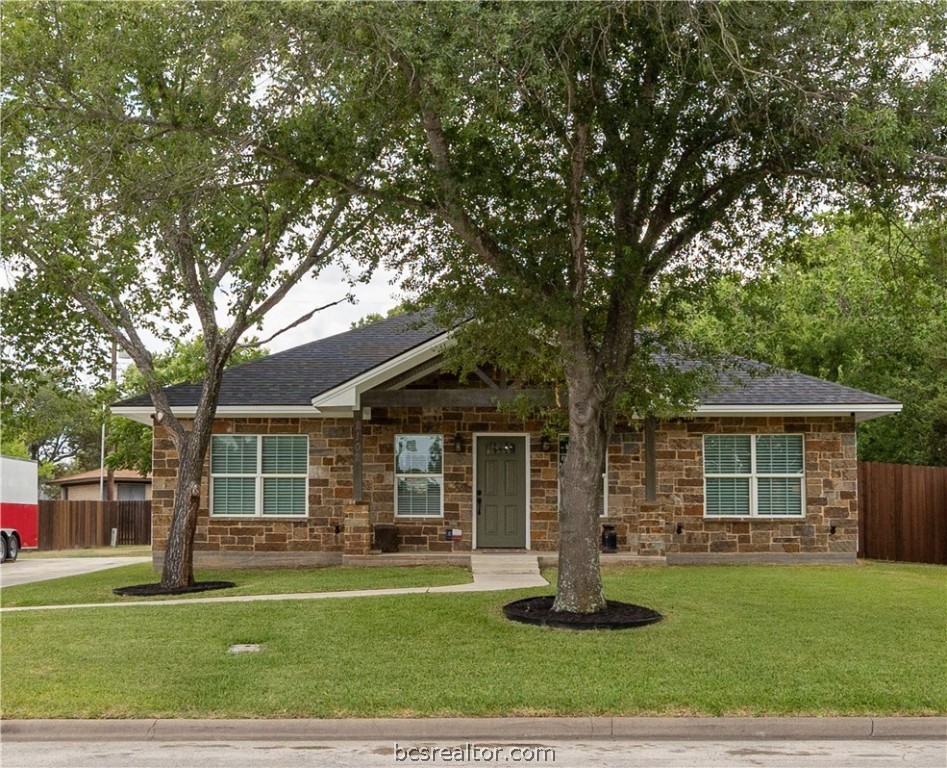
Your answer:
108,404 -> 346,425
114,400 -> 901,426
693,403 -> 902,423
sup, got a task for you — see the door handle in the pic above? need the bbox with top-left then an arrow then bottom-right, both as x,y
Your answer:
476,489 -> 482,515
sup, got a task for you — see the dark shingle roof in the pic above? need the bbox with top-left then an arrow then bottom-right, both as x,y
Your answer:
701,364 -> 898,406
114,312 -> 446,408
113,312 -> 898,410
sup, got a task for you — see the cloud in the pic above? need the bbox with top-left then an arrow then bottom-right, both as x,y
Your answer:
251,263 -> 405,352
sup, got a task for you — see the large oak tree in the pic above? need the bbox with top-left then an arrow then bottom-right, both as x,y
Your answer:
1,2 -> 393,588
284,2 -> 945,611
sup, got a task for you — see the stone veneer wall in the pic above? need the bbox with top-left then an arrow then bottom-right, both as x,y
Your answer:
150,410 -> 556,564
635,416 -> 858,561
151,413 -> 857,564
152,418 -> 350,565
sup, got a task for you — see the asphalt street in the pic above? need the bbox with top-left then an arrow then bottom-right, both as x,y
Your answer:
2,738 -> 944,768
3,719 -> 944,768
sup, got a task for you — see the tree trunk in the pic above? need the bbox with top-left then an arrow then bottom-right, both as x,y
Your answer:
160,414 -> 216,589
553,340 -> 609,614
157,352 -> 228,589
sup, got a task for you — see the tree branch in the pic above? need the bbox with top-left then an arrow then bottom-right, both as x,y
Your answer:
568,122 -> 590,302
163,202 -> 219,346
392,52 -> 554,299
9,226 -> 185,442
241,296 -> 352,349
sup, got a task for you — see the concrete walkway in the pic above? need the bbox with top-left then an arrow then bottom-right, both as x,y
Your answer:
0,553 -> 548,612
0,556 -> 151,588
443,552 -> 548,591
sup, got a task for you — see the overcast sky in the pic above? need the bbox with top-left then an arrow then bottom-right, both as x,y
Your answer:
255,262 -> 404,352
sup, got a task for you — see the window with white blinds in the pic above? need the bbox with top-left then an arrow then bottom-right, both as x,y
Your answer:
211,435 -> 308,517
703,434 -> 804,518
395,435 -> 443,517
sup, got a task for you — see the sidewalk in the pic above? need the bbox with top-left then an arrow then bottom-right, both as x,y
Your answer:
0,553 -> 549,612
2,716 -> 944,742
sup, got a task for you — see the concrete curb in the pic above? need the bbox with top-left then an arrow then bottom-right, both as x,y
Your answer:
2,717 -> 944,742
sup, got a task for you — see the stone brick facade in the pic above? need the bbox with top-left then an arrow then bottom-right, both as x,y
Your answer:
151,410 -> 857,567
632,416 -> 858,563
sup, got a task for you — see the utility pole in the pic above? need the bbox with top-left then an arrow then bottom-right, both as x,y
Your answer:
99,341 -> 118,501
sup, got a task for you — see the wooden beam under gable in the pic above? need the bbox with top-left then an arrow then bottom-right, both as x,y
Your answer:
473,366 -> 500,390
361,389 -> 553,408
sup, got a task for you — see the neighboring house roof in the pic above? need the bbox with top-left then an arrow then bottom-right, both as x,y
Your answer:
111,311 -> 900,423
48,469 -> 152,487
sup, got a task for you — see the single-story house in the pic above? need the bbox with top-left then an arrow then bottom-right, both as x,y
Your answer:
48,468 -> 152,502
112,313 -> 900,568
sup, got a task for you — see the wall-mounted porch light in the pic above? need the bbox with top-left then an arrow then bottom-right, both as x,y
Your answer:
540,435 -> 551,452
454,433 -> 464,452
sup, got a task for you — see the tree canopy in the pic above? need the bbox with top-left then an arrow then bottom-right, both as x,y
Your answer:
1,1 -> 393,587
278,1 -> 945,611
0,373 -> 102,483
681,212 -> 947,466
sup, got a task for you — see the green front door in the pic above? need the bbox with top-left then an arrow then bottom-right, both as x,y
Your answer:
476,436 -> 527,548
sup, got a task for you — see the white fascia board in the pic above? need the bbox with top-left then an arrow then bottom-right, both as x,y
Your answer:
110,404 -> 345,425
693,403 -> 902,422
310,331 -> 456,409
108,408 -> 156,425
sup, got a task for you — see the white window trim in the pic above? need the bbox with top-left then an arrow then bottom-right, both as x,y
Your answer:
702,434 -> 806,519
210,435 -> 309,518
558,434 -> 609,517
394,434 -> 445,518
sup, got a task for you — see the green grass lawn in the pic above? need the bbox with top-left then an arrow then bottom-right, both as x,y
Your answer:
0,564 -> 471,607
1,562 -> 944,718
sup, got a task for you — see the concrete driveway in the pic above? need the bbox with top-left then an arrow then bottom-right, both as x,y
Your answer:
0,557 -> 150,588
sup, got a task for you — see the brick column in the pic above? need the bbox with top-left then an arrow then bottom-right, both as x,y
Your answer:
343,502 -> 372,556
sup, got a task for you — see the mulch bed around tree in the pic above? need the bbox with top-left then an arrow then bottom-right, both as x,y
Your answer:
113,581 -> 236,597
503,596 -> 662,630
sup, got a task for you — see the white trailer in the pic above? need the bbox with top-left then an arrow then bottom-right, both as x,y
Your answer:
0,455 -> 40,561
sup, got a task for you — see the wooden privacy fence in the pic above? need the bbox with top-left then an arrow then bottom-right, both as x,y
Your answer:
38,501 -> 151,550
858,462 -> 947,565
